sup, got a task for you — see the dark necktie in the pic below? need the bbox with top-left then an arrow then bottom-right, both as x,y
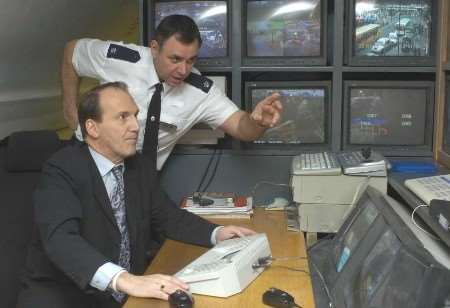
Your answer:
110,165 -> 130,303
142,83 -> 163,167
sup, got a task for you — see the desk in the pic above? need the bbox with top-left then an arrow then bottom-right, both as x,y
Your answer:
124,209 -> 316,308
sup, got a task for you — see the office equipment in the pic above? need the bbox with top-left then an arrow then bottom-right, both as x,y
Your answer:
441,74 -> 450,157
150,0 -> 231,67
343,80 -> 435,156
429,199 -> 450,232
389,160 -> 438,173
404,174 -> 450,204
308,186 -> 450,308
345,0 -> 436,66
262,287 -> 299,308
243,0 -> 327,66
244,81 -> 331,148
291,152 -> 341,176
168,290 -> 194,308
124,209 -> 314,308
175,233 -> 271,297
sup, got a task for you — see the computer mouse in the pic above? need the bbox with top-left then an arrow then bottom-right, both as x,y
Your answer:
168,289 -> 194,308
262,287 -> 297,308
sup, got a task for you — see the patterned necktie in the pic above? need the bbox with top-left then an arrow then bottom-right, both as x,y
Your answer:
110,165 -> 130,302
142,83 -> 163,168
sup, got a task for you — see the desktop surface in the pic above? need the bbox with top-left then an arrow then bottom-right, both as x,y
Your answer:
124,209 -> 315,308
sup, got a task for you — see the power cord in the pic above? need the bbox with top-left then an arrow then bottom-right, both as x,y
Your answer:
411,204 -> 440,240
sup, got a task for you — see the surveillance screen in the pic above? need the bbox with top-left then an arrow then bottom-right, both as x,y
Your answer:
246,0 -> 321,57
349,87 -> 427,145
250,87 -> 325,144
155,1 -> 227,58
353,0 -> 432,57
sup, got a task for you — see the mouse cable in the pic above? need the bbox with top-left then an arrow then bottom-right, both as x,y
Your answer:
196,148 -> 217,193
253,256 -> 309,274
411,204 -> 440,241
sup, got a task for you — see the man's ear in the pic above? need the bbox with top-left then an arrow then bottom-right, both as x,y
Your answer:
85,119 -> 100,139
150,40 -> 159,57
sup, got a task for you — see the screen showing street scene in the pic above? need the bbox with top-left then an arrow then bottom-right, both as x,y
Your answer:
353,0 -> 432,57
155,1 -> 227,58
246,0 -> 321,57
349,88 -> 427,145
251,88 -> 325,144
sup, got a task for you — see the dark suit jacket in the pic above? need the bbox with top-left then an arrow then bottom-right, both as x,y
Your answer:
20,142 -> 217,306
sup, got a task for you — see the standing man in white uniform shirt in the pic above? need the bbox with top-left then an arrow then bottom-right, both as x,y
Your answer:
62,14 -> 282,170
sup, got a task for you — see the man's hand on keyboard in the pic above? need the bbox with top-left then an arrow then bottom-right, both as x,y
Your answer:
116,272 -> 189,300
215,225 -> 256,243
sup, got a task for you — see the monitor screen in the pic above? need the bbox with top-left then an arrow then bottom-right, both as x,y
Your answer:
154,1 -> 229,63
443,76 -> 450,155
243,0 -> 326,66
335,198 -> 379,273
245,81 -> 330,146
347,0 -> 435,66
344,81 -> 434,155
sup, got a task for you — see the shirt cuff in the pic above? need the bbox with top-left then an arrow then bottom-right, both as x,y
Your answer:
90,262 -> 125,291
211,226 -> 224,245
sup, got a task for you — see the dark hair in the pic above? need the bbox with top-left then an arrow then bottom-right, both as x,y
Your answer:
78,81 -> 129,138
153,14 -> 202,48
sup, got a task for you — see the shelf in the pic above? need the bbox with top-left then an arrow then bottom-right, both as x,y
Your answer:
240,66 -> 334,72
342,66 -> 436,73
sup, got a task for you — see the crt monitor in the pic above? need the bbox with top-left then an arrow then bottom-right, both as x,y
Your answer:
243,0 -> 327,66
343,80 -> 434,156
149,0 -> 230,67
443,75 -> 450,156
244,81 -> 331,150
345,0 -> 436,66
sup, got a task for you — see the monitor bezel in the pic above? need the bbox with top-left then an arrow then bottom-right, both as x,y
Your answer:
147,0 -> 232,68
243,80 -> 332,151
342,80 -> 435,156
344,0 -> 437,67
242,0 -> 327,67
442,75 -> 450,155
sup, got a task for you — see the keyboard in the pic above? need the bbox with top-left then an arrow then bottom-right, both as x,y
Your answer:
337,151 -> 386,175
291,152 -> 341,175
175,233 -> 271,297
405,175 -> 450,204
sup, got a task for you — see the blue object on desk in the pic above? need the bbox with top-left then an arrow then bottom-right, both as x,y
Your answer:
390,160 -> 438,173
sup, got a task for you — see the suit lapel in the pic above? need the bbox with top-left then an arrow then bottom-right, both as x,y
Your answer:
82,146 -> 119,231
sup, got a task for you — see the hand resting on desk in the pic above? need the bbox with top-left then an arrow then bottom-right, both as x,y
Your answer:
116,272 -> 189,301
215,225 -> 257,243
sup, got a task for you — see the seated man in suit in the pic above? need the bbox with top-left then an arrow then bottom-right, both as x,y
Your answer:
17,82 -> 255,308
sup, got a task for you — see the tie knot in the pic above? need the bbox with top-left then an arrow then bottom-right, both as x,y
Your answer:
154,83 -> 163,93
111,165 -> 124,180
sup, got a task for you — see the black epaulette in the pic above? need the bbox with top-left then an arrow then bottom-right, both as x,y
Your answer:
184,73 -> 213,93
107,44 -> 141,63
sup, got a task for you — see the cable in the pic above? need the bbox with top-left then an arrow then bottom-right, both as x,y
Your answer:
201,149 -> 222,192
195,148 -> 217,192
411,204 -> 440,240
252,256 -> 309,274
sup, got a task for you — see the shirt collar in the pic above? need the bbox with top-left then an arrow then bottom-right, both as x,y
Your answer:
88,147 -> 124,177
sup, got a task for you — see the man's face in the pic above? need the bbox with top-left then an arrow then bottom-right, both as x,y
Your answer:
151,35 -> 199,86
87,88 -> 139,163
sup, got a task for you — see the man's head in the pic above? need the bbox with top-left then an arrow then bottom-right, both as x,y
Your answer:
151,15 -> 201,86
78,82 -> 139,163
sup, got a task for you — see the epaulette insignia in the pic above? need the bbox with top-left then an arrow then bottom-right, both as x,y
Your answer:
107,44 -> 141,63
184,73 -> 213,93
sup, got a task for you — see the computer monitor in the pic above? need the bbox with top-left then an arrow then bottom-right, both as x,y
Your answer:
244,81 -> 331,150
243,0 -> 327,66
309,186 -> 450,308
443,75 -> 450,156
345,0 -> 436,66
148,0 -> 231,67
343,80 -> 434,156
